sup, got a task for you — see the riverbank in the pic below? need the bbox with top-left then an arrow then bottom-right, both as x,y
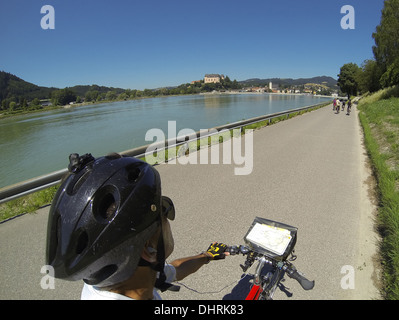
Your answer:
0,91 -> 230,119
0,95 -> 153,119
201,90 -> 335,99
0,91 -> 335,120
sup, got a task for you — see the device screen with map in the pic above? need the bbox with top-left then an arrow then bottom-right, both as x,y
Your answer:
244,217 -> 298,260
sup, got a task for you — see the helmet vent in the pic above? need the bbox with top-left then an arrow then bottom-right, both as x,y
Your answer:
126,164 -> 141,183
84,264 -> 118,285
47,212 -> 61,265
92,186 -> 119,223
76,230 -> 89,255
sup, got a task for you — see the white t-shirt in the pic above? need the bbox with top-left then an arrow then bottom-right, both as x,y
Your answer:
81,264 -> 177,300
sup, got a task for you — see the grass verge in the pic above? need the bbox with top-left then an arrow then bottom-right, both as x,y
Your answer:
0,185 -> 58,222
357,86 -> 399,300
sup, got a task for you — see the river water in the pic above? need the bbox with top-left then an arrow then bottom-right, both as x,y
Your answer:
0,93 -> 331,188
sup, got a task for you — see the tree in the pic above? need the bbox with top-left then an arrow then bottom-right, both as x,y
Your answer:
9,101 -> 16,112
1,100 -> 7,110
359,59 -> 383,93
51,88 -> 77,106
372,0 -> 399,87
231,80 -> 240,90
379,59 -> 399,88
117,92 -> 128,100
143,89 -> 154,97
30,98 -> 41,108
105,90 -> 117,100
21,98 -> 28,110
85,90 -> 99,102
337,63 -> 362,98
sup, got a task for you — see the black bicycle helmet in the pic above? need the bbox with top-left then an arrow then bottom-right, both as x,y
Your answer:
46,153 -> 168,288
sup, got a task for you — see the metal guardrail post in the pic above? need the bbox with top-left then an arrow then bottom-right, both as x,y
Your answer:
0,101 -> 330,204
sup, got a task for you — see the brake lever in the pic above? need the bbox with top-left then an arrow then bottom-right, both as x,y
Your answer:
240,251 -> 256,272
289,250 -> 297,261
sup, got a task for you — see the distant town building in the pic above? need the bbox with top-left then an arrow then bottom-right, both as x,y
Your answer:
204,74 -> 225,84
269,82 -> 280,93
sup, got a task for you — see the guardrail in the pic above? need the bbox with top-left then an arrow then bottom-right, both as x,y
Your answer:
0,101 -> 330,204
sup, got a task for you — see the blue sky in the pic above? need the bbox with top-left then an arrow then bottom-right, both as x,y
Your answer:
0,0 -> 386,90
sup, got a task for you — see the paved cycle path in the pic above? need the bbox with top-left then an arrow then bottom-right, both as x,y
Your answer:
0,105 -> 381,300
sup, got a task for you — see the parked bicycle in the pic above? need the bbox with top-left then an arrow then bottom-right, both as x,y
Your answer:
227,217 -> 314,300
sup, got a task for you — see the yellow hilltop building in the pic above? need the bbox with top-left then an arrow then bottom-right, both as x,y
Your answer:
204,74 -> 225,84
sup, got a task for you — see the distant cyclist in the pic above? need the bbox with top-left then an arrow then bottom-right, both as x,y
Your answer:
347,99 -> 352,115
335,99 -> 340,113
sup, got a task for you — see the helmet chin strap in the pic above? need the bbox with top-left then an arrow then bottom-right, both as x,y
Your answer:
138,221 -> 180,293
153,222 -> 180,292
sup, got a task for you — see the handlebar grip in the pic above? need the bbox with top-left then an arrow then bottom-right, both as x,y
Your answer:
288,270 -> 315,291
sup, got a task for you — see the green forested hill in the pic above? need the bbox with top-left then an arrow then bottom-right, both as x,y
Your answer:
0,71 -> 55,103
0,71 -> 127,112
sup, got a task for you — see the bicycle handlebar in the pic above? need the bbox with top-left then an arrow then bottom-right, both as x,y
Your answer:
286,269 -> 315,290
226,245 -> 315,291
226,245 -> 250,256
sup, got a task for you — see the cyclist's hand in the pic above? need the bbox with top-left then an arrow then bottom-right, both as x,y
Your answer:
205,242 -> 229,261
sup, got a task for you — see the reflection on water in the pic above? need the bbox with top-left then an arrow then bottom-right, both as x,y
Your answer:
0,94 -> 330,187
